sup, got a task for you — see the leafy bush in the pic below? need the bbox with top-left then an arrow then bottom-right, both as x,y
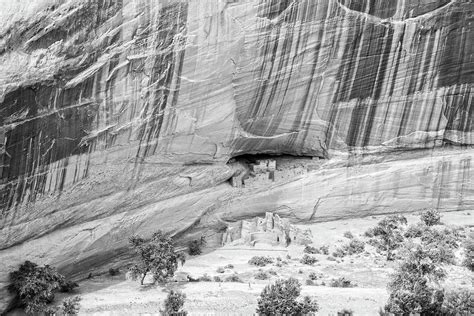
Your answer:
305,279 -> 314,286
216,267 -> 225,274
343,231 -> 354,239
248,256 -> 274,267
383,243 -> 447,315
213,276 -> 222,282
163,290 -> 187,316
332,248 -> 345,258
421,227 -> 460,249
62,296 -> 81,315
308,272 -> 320,280
187,240 -> 202,256
333,239 -> 365,257
415,227 -> 461,265
268,269 -> 277,276
420,209 -> 442,226
370,215 -> 407,260
330,277 -> 355,288
254,270 -> 269,280
8,261 -> 78,314
59,280 -> 79,293
304,245 -> 320,254
404,223 -> 427,238
463,233 -> 474,271
337,308 -> 354,316
441,289 -> 473,315
300,254 -> 318,265
108,268 -> 120,276
224,274 -> 243,283
327,256 -> 336,261
344,239 -> 365,255
256,278 -> 319,316
319,245 -> 329,255
199,274 -> 212,282
224,264 -> 234,269
364,227 -> 376,238
128,231 -> 185,285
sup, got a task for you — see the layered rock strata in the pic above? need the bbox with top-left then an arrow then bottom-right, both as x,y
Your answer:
0,0 -> 473,311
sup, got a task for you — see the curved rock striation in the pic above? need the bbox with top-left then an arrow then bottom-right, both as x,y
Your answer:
0,0 -> 473,311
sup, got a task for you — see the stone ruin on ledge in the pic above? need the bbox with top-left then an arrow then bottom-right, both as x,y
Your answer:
230,158 -> 310,188
221,212 -> 312,247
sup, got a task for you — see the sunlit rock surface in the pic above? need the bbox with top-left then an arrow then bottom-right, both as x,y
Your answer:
0,0 -> 473,311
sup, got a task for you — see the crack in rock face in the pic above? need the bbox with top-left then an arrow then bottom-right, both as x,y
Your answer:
337,0 -> 453,20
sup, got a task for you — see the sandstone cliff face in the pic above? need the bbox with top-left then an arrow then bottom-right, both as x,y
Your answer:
0,0 -> 473,311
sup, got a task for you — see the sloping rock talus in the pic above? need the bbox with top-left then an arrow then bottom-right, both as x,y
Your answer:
0,0 -> 473,311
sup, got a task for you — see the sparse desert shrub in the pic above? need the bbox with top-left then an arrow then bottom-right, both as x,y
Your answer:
216,267 -> 225,273
308,272 -> 321,281
441,289 -> 474,315
268,269 -> 277,276
199,274 -> 212,282
420,209 -> 442,226
332,248 -> 346,258
187,240 -> 202,256
224,264 -> 234,269
364,227 -> 376,238
404,223 -> 427,238
333,239 -> 365,258
224,274 -> 243,283
248,256 -> 274,267
8,261 -> 78,314
305,279 -> 314,286
300,254 -> 318,265
275,262 -> 282,267
108,267 -> 120,276
213,276 -> 222,282
330,277 -> 355,288
163,290 -> 187,316
319,245 -> 329,255
337,308 -> 354,316
254,270 -> 269,280
62,296 -> 81,316
128,231 -> 185,285
416,227 -> 461,265
344,239 -> 365,255
286,254 -> 291,260
304,245 -> 320,254
421,227 -> 460,249
256,278 -> 319,316
463,233 -> 474,271
343,231 -> 354,239
327,256 -> 336,261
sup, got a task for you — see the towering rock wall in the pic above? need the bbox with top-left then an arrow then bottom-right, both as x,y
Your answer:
0,0 -> 473,311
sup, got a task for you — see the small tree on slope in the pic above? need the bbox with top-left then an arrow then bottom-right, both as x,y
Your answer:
371,215 -> 407,260
129,231 -> 185,285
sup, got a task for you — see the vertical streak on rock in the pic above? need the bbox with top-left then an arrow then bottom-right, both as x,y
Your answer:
135,1 -> 188,160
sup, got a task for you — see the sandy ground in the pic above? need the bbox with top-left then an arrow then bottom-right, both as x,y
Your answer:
43,210 -> 474,315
